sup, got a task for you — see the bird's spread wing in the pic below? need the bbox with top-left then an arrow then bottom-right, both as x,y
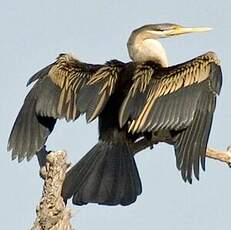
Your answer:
8,54 -> 124,161
119,52 -> 222,182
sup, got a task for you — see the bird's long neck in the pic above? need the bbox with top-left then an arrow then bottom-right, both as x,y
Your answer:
127,37 -> 168,67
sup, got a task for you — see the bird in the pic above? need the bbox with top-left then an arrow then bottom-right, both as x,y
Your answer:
8,23 -> 222,206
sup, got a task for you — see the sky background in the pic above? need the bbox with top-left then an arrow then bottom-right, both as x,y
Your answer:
1,1 -> 231,229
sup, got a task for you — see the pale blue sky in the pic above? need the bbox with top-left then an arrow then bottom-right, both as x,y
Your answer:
1,1 -> 231,229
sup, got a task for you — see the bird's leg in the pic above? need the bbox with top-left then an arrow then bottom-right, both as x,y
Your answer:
36,146 -> 50,179
132,135 -> 160,155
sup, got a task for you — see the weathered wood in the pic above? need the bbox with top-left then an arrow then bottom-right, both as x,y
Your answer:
206,146 -> 231,166
32,150 -> 72,230
133,137 -> 231,166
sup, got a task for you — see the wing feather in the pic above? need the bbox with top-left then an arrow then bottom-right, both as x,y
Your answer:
8,80 -> 57,162
174,91 -> 216,183
77,61 -> 124,122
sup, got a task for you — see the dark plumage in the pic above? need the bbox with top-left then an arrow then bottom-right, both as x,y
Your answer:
8,23 -> 222,206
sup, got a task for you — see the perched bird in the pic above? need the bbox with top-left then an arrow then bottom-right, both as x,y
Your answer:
8,23 -> 222,206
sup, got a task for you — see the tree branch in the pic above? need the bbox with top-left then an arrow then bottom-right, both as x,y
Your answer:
32,149 -> 72,230
132,137 -> 231,166
206,146 -> 231,166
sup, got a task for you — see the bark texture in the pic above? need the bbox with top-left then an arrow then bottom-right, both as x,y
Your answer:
32,150 -> 72,230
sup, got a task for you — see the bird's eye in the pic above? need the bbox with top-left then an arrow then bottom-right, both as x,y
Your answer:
153,27 -> 165,32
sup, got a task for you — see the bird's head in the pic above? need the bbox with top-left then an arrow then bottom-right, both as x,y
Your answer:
129,23 -> 212,40
127,23 -> 212,64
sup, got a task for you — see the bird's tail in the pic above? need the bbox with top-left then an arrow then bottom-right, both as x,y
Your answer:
61,140 -> 142,206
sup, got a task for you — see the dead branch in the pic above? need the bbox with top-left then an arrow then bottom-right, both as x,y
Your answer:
133,137 -> 231,166
32,149 -> 72,230
206,147 -> 231,166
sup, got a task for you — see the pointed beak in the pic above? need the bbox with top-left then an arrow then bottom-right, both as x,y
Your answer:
168,26 -> 213,36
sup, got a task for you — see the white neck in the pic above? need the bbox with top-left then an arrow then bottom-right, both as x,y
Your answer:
127,38 -> 168,67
